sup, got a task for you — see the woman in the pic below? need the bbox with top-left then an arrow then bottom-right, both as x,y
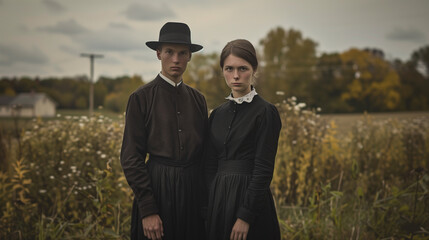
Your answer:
205,39 -> 281,240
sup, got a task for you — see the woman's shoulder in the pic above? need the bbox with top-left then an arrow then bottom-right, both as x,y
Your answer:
252,95 -> 279,113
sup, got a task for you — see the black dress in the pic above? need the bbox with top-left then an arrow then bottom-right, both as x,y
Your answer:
121,75 -> 208,240
205,95 -> 281,240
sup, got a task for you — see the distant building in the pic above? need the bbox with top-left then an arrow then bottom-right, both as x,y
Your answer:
0,93 -> 57,118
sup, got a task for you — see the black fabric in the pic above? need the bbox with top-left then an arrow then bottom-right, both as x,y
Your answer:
131,160 -> 206,240
205,95 -> 281,240
121,75 -> 208,239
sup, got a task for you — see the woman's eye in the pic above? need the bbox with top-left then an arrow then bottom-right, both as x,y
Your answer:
239,67 -> 248,71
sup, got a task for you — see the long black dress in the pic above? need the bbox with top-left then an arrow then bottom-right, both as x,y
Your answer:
121,75 -> 208,240
205,94 -> 282,240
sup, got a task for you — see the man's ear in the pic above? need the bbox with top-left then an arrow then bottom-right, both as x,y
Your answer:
156,49 -> 162,60
188,52 -> 192,62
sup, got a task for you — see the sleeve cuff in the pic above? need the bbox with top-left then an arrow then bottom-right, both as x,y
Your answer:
138,200 -> 159,219
236,207 -> 255,225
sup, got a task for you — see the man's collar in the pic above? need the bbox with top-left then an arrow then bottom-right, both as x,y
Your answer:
159,72 -> 182,87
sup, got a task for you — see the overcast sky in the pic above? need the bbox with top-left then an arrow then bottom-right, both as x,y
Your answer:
1,0 -> 428,81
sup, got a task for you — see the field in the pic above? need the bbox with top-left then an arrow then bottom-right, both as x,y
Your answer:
321,111 -> 429,135
0,104 -> 428,239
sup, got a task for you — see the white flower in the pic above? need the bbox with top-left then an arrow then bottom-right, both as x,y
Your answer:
39,189 -> 47,194
276,91 -> 285,96
101,154 -> 107,159
60,161 -> 65,165
50,175 -> 55,179
297,103 -> 306,109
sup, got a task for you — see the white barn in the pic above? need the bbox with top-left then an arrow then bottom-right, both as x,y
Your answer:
0,93 -> 57,118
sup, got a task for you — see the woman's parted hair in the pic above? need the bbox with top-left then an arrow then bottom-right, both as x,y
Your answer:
220,39 -> 258,71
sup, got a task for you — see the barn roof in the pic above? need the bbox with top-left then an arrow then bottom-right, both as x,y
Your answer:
9,93 -> 57,107
0,96 -> 15,106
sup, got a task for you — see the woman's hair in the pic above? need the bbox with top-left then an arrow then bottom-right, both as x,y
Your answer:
220,39 -> 258,71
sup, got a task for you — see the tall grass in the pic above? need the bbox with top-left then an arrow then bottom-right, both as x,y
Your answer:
0,100 -> 428,239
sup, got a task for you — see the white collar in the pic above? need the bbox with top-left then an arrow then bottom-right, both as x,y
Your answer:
159,72 -> 182,87
226,88 -> 258,104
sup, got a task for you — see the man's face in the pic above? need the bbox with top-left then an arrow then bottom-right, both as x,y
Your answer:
157,44 -> 191,83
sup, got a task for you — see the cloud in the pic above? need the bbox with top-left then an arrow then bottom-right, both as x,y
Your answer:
38,19 -> 88,36
386,27 -> 426,43
74,28 -> 146,52
123,3 -> 175,21
108,22 -> 132,30
0,43 -> 49,66
42,0 -> 67,13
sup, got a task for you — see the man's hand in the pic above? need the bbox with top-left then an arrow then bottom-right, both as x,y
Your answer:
142,214 -> 164,240
230,218 -> 249,240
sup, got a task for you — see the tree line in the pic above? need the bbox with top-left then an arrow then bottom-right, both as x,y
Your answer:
1,27 -> 428,113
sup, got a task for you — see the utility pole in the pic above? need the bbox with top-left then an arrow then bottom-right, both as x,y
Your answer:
81,53 -> 103,117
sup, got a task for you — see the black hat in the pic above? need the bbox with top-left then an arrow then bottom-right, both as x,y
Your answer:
146,22 -> 203,53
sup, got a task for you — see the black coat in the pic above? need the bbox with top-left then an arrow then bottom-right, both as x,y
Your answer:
121,75 -> 208,239
205,95 -> 281,240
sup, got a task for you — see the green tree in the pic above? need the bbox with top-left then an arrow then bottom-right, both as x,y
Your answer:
312,53 -> 351,112
259,27 -> 318,104
183,53 -> 228,110
393,59 -> 429,110
104,75 -> 144,113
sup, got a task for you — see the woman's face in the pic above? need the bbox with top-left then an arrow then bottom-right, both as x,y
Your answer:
223,54 -> 254,98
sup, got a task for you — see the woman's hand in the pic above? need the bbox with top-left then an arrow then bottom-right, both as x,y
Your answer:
230,218 -> 249,240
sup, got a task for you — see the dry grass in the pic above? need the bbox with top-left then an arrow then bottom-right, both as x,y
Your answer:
321,111 -> 429,135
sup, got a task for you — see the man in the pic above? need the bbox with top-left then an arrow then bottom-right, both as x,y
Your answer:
121,22 -> 208,240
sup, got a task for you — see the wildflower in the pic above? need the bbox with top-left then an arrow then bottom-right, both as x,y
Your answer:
297,103 -> 306,109
101,154 -> 107,159
56,114 -> 61,117
50,175 -> 55,180
276,91 -> 285,96
86,162 -> 91,166
58,167 -> 62,171
60,161 -> 65,165
39,189 -> 47,194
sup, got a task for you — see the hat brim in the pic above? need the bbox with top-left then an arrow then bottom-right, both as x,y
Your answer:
146,41 -> 203,53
